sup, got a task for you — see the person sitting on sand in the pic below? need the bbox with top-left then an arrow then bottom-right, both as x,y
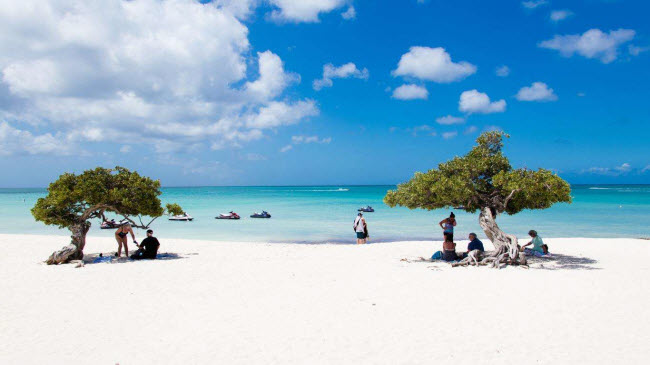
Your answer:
466,233 -> 484,253
115,223 -> 136,257
354,213 -> 368,244
442,232 -> 459,261
439,212 -> 456,241
131,229 -> 160,260
522,230 -> 549,256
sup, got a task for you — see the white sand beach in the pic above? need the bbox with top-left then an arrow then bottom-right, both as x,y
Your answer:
1,234 -> 649,364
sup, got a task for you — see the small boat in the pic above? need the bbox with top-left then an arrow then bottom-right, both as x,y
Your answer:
215,211 -> 241,220
100,219 -> 129,229
250,211 -> 271,219
358,206 -> 374,212
169,213 -> 194,221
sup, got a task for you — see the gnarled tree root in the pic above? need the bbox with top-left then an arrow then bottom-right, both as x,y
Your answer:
451,245 -> 528,269
45,244 -> 82,265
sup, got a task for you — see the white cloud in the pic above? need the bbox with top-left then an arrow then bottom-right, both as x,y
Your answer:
495,65 -> 510,77
214,0 -> 259,20
539,28 -> 636,63
246,100 -> 319,129
550,9 -> 573,23
464,126 -> 478,135
459,90 -> 506,114
268,0 -> 347,23
629,45 -> 649,56
291,135 -> 332,144
280,144 -> 293,153
392,47 -> 476,83
615,163 -> 631,172
407,125 -> 435,137
120,145 -> 131,153
585,163 -> 632,176
522,1 -> 548,10
245,153 -> 267,161
392,84 -> 428,100
0,121 -> 69,156
245,51 -> 300,101
313,62 -> 369,91
442,131 -> 458,140
436,115 -> 464,125
516,82 -> 558,102
0,0 -> 318,155
341,6 -> 356,20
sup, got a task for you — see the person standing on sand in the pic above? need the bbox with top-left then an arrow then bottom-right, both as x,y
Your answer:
354,213 -> 368,244
115,223 -> 136,257
439,212 -> 456,241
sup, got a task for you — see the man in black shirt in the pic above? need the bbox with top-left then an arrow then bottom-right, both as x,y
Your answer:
130,229 -> 160,260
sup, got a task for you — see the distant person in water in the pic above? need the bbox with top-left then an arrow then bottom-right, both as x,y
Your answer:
522,230 -> 549,256
131,229 -> 160,260
354,213 -> 368,244
439,212 -> 456,241
115,223 -> 136,257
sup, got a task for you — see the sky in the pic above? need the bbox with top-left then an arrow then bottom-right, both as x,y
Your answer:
0,0 -> 649,187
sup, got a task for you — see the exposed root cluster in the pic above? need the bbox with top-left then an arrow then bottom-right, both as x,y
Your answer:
451,246 -> 528,269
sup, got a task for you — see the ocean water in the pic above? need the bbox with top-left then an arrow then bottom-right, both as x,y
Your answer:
1,185 -> 649,243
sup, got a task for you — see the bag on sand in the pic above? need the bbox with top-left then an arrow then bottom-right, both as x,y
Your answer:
431,251 -> 443,260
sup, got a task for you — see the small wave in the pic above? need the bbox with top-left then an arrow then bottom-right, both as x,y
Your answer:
306,188 -> 349,192
588,187 -> 612,190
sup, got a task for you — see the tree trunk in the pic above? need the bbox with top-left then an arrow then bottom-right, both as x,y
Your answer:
478,207 -> 519,258
46,222 -> 90,265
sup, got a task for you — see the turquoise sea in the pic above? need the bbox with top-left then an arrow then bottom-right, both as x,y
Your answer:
0,185 -> 649,243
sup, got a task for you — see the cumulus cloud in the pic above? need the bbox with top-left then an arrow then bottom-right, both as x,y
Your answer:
629,45 -> 649,56
267,0 -> 348,23
245,51 -> 300,101
407,125 -> 435,137
459,90 -> 506,114
436,115 -> 464,125
584,163 -> 632,176
522,1 -> 548,9
0,121 -> 70,156
120,145 -> 131,153
280,144 -> 293,153
313,62 -> 369,91
391,84 -> 428,100
495,65 -> 510,77
516,82 -> 558,102
341,6 -> 356,20
539,28 -> 636,63
0,0 -> 318,155
550,9 -> 573,23
214,0 -> 260,20
392,47 -> 476,83
464,126 -> 478,135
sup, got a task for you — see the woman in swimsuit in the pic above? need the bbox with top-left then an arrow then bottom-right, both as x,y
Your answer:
439,212 -> 456,241
441,232 -> 459,261
115,223 -> 136,257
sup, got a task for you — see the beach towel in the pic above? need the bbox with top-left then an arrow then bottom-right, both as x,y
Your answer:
92,256 -> 113,263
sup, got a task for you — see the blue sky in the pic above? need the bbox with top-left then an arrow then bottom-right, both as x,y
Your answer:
0,0 -> 649,187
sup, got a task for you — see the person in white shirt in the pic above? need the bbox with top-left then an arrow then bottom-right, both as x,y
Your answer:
353,213 -> 368,244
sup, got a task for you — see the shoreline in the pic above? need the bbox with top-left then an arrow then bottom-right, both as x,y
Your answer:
2,234 -> 650,364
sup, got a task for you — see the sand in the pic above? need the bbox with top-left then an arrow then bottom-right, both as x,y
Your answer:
1,233 -> 649,364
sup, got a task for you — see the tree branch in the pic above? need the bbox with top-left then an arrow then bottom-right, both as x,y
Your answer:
503,189 -> 521,210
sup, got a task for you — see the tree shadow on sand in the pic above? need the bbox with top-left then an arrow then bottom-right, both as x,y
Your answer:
527,253 -> 599,271
83,252 -> 188,265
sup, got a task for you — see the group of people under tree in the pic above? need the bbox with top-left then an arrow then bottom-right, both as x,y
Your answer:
114,223 -> 160,260
354,210 -> 549,261
436,212 -> 548,262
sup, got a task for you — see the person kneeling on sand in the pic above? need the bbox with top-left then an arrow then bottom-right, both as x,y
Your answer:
131,229 -> 160,260
522,230 -> 549,256
354,213 -> 368,244
442,232 -> 460,261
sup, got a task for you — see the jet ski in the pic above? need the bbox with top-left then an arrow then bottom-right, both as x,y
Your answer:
100,219 -> 129,229
169,213 -> 194,221
250,211 -> 271,219
357,206 -> 374,212
215,211 -> 240,220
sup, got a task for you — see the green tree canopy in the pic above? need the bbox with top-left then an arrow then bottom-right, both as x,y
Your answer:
32,166 -> 182,264
384,131 -> 572,215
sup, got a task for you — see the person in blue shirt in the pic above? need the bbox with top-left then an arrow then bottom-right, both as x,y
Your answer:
466,233 -> 484,253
